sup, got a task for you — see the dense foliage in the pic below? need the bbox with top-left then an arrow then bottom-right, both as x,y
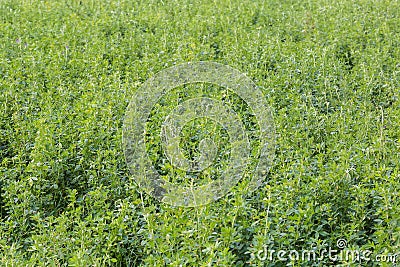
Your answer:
1,0 -> 399,266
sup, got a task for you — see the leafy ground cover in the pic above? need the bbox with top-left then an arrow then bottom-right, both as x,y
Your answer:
0,0 -> 399,266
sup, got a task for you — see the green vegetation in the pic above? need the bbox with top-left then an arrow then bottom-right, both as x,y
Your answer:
1,0 -> 399,265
